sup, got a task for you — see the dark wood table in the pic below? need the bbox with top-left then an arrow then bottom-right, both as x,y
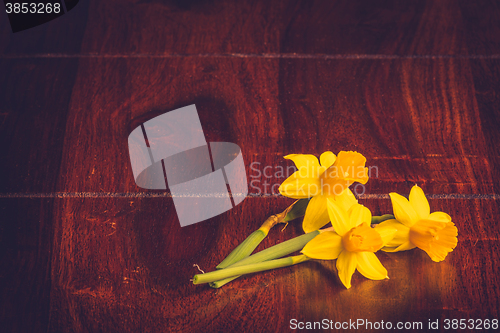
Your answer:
1,1 -> 499,332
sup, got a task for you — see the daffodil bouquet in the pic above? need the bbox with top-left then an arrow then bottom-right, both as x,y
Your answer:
192,151 -> 458,289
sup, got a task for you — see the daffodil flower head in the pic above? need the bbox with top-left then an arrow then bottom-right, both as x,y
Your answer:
278,151 -> 369,233
376,185 -> 458,262
302,202 -> 396,289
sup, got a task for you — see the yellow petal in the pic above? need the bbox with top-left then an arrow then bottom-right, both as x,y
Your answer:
284,154 -> 325,182
389,192 -> 419,227
336,250 -> 357,289
302,195 -> 330,233
427,211 -> 452,223
284,154 -> 320,170
356,252 -> 388,280
334,188 -> 358,211
326,198 -> 350,236
320,151 -> 336,168
375,219 -> 410,248
348,203 -> 371,228
373,225 -> 397,247
381,241 -> 416,252
320,177 -> 351,196
279,172 -> 321,199
409,185 -> 430,219
301,231 -> 343,260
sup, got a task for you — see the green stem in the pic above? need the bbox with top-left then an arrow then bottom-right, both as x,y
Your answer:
371,214 -> 395,225
216,229 -> 267,269
193,255 -> 310,285
216,200 -> 301,269
210,230 -> 320,288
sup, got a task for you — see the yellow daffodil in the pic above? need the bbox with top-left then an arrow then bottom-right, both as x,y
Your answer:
376,185 -> 458,262
302,202 -> 396,289
279,151 -> 369,232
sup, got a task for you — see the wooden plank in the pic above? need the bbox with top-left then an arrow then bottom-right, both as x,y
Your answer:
0,59 -> 80,192
51,58 -> 495,193
46,195 -> 498,332
459,0 -> 500,55
79,0 -> 283,54
66,0 -> 469,56
278,58 -> 488,157
0,59 -> 80,333
0,14 -> 88,331
2,0 -> 499,56
53,57 -> 282,193
468,59 -> 500,194
0,199 -> 55,333
280,0 -> 468,55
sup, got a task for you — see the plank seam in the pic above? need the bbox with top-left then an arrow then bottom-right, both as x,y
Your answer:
4,53 -> 500,59
0,193 -> 498,199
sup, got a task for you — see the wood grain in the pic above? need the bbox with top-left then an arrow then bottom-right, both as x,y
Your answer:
1,0 -> 500,332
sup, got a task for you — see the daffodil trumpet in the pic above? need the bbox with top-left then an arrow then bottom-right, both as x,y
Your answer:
210,229 -> 321,288
216,199 -> 309,269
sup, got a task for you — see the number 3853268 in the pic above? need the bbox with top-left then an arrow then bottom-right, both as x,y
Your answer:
5,3 -> 62,14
